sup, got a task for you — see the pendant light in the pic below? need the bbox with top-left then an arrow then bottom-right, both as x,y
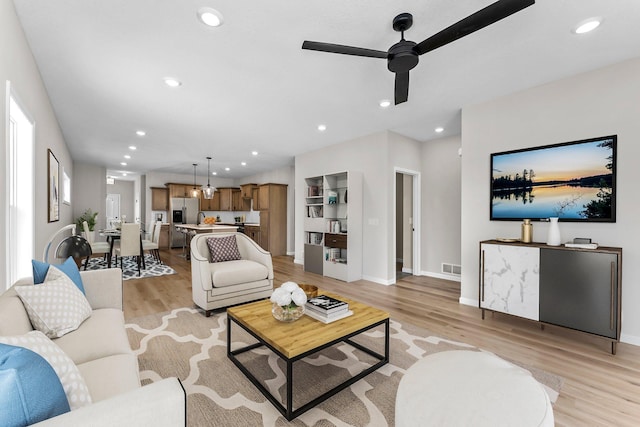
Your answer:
191,163 -> 199,198
202,156 -> 216,199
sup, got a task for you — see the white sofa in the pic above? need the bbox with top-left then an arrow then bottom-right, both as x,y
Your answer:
0,268 -> 186,426
191,232 -> 274,316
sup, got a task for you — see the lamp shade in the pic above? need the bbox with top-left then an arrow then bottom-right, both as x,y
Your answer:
55,236 -> 92,260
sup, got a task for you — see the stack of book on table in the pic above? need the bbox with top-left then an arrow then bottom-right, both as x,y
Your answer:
305,295 -> 353,323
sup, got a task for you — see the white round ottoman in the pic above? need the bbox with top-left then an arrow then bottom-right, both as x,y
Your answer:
396,350 -> 554,427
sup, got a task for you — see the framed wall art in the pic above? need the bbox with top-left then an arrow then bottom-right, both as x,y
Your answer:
48,148 -> 59,222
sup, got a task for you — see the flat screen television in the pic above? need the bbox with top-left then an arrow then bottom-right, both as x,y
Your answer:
490,135 -> 616,222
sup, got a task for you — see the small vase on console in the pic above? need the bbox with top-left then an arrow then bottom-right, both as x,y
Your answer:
546,217 -> 561,246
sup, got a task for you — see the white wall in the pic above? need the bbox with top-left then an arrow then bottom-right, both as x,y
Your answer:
421,135 -> 462,276
72,162 -> 107,231
296,131 -> 429,284
461,58 -> 640,344
1,0 -> 73,278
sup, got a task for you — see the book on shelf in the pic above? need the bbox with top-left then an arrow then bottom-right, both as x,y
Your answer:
305,308 -> 353,324
308,185 -> 322,197
307,232 -> 323,245
306,295 -> 349,314
308,205 -> 322,218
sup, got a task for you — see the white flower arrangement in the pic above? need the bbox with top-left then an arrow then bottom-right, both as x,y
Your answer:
270,281 -> 307,308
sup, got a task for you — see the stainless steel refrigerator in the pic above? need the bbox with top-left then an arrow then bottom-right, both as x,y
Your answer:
170,197 -> 200,248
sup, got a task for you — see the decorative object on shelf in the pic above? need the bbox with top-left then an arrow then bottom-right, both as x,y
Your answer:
202,156 -> 216,199
546,217 -> 561,246
328,190 -> 338,204
521,219 -> 533,243
191,163 -> 199,198
47,149 -> 60,223
270,281 -> 307,322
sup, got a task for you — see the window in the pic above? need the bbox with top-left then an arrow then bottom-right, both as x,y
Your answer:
6,83 -> 35,288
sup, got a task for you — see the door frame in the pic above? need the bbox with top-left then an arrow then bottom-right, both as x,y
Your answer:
393,167 -> 421,283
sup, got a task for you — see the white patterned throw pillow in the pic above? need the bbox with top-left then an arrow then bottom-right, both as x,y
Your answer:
0,331 -> 92,410
15,265 -> 92,339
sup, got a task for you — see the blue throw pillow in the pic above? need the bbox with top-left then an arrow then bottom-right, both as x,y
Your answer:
0,343 -> 70,426
32,257 -> 85,294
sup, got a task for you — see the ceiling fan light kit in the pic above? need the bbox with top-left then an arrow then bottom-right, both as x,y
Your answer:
302,0 -> 535,105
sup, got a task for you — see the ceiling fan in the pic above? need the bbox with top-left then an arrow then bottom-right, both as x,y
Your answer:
302,0 -> 535,105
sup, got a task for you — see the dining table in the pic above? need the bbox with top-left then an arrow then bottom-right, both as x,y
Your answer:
100,228 -> 146,269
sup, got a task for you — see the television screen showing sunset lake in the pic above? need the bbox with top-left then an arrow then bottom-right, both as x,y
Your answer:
491,137 -> 615,221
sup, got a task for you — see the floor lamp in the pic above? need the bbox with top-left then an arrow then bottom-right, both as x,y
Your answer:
42,224 -> 93,268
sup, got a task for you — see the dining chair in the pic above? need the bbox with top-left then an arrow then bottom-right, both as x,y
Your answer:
114,222 -> 142,276
142,220 -> 163,263
82,220 -> 111,270
142,222 -> 155,244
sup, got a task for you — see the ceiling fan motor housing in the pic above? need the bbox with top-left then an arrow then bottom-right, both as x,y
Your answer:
387,40 -> 418,73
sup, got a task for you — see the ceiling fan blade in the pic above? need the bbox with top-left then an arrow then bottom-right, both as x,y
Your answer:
302,41 -> 388,59
395,72 -> 409,105
415,0 -> 535,55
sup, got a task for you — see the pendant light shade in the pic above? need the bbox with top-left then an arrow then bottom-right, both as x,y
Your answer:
202,156 -> 216,199
191,163 -> 199,198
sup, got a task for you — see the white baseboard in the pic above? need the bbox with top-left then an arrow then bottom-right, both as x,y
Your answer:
620,333 -> 640,346
293,257 -> 303,265
287,251 -> 295,257
401,267 -> 413,274
459,296 -> 478,307
420,270 -> 462,282
362,274 -> 394,286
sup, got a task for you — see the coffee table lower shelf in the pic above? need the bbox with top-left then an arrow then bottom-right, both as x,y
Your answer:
227,316 -> 390,421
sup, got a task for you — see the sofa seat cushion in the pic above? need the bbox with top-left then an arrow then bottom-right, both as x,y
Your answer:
53,309 -> 132,366
77,354 -> 140,402
209,260 -> 269,288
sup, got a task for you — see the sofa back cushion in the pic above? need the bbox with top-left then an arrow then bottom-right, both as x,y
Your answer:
0,287 -> 34,336
206,235 -> 241,263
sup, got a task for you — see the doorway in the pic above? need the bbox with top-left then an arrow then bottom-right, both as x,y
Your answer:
394,169 -> 420,281
106,193 -> 121,229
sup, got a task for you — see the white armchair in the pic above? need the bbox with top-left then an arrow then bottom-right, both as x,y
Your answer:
190,232 -> 273,316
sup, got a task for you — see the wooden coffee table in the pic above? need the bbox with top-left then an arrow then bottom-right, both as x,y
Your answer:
226,290 -> 389,420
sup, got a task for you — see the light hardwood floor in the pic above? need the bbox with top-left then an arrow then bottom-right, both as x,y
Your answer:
124,249 -> 640,426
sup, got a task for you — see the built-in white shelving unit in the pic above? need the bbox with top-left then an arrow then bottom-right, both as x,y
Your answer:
303,171 -> 362,282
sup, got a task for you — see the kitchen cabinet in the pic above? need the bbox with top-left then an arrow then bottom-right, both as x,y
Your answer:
232,188 -> 242,211
167,183 -> 193,198
255,183 -> 287,256
151,187 -> 169,210
241,183 -> 257,199
479,240 -> 622,353
245,225 -> 260,244
199,190 -> 220,211
158,224 -> 170,249
218,188 -> 234,211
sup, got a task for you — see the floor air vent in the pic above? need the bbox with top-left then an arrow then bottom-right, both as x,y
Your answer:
441,263 -> 461,276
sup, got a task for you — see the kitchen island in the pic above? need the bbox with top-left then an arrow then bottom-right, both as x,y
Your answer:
174,224 -> 238,259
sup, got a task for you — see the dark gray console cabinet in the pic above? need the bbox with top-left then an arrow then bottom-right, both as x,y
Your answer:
480,240 -> 622,354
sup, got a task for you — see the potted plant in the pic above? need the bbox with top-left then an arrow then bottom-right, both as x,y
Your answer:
75,209 -> 98,238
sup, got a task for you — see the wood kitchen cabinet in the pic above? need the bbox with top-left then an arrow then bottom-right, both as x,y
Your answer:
240,183 -> 257,199
217,188 -> 235,211
255,183 -> 287,255
158,224 -> 170,249
232,189 -> 242,211
200,190 -> 220,211
167,183 -> 192,198
245,225 -> 260,244
151,187 -> 169,210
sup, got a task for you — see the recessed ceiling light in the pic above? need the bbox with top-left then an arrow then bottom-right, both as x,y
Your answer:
241,162 -> 247,166
435,127 -> 444,133
122,173 -> 127,177
379,99 -> 391,108
198,7 -> 223,27
135,130 -> 146,137
124,155 -> 131,159
120,162 -> 127,166
251,151 -> 258,156
317,124 -> 327,132
573,18 -> 601,34
129,146 -> 137,150
163,77 -> 182,87
225,167 -> 230,171
212,172 -> 217,175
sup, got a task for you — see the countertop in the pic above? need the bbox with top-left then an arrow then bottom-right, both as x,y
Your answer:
175,224 -> 238,231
